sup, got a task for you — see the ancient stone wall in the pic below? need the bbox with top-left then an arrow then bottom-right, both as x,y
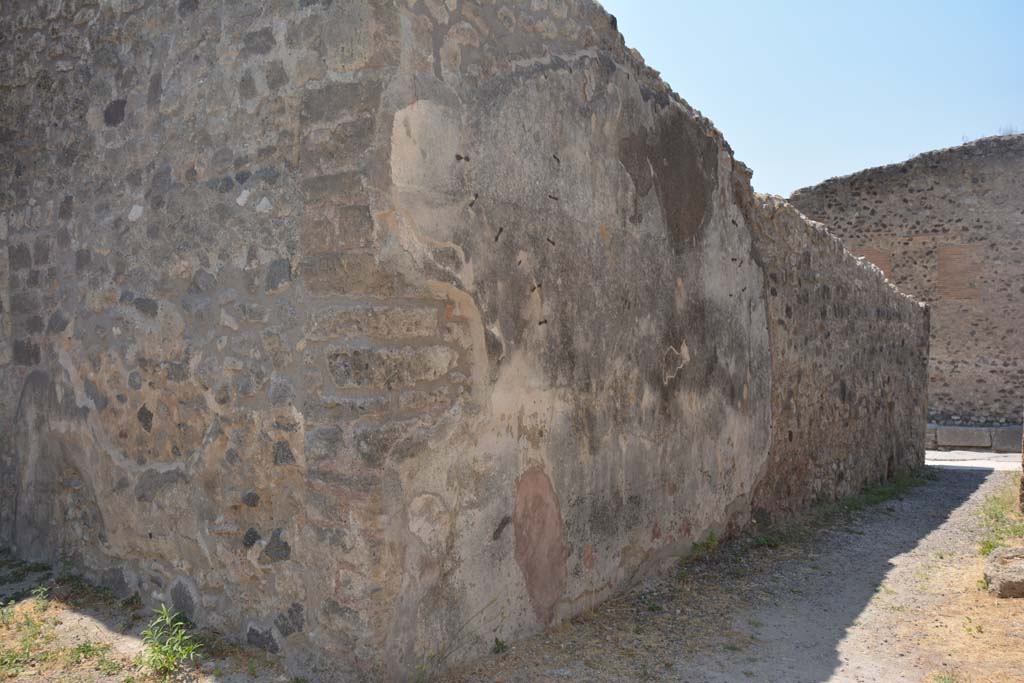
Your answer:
0,207 -> 11,539
0,1 -> 927,680
791,136 -> 1024,431
745,196 -> 929,518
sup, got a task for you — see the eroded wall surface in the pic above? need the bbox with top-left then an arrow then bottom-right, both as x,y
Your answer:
0,1 -> 927,679
791,136 -> 1024,427
745,196 -> 929,518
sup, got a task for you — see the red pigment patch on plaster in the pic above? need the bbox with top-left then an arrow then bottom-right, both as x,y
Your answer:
582,543 -> 596,570
513,466 -> 568,625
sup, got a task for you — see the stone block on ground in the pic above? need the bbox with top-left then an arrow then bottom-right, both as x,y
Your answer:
991,425 -> 1023,453
985,547 -> 1024,598
936,425 -> 992,450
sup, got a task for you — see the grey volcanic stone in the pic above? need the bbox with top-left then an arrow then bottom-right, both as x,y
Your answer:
260,528 -> 290,563
265,258 -> 291,291
246,626 -> 279,654
103,99 -> 126,126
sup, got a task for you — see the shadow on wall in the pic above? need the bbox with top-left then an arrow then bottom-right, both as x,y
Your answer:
676,467 -> 989,683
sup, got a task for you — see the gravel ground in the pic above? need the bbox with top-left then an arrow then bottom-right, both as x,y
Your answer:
444,466 -> 1024,683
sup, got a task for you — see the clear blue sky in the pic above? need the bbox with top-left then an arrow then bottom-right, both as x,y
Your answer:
600,0 -> 1024,196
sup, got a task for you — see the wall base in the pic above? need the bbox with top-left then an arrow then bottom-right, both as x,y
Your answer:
927,424 -> 1023,453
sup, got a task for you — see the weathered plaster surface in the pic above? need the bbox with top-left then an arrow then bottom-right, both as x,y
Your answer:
0,1 -> 927,680
792,136 -> 1024,427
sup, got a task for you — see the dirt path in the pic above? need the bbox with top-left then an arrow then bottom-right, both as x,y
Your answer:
445,466 -> 1024,683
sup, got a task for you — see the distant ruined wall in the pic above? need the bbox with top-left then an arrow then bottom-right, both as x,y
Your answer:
0,1 -> 927,680
791,136 -> 1024,428
746,196 -> 929,518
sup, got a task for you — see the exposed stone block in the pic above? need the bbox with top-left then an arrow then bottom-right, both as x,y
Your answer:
12,338 -> 40,365
265,258 -> 292,292
985,547 -> 1024,598
300,81 -> 382,125
299,205 -> 375,252
7,243 -> 31,270
300,117 -> 375,176
133,297 -> 159,317
298,252 -> 404,295
302,394 -> 391,423
992,426 -> 1024,453
298,172 -> 365,203
306,304 -> 439,341
103,99 -> 126,126
241,27 -> 276,58
134,469 -> 185,503
246,626 -> 279,654
936,425 -> 992,450
326,344 -> 457,390
272,441 -> 295,465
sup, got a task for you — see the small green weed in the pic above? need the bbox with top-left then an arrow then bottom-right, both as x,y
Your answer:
692,531 -> 718,558
0,601 -> 13,629
840,471 -> 932,513
69,640 -> 112,664
98,656 -> 124,675
140,603 -> 202,679
30,585 -> 49,612
752,534 -> 783,549
0,609 -> 56,677
491,637 -> 507,654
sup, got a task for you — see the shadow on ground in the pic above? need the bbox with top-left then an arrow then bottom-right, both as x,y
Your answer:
669,466 -> 991,683
445,466 -> 996,683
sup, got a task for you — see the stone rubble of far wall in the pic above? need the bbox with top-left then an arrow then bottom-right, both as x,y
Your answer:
791,135 -> 1024,450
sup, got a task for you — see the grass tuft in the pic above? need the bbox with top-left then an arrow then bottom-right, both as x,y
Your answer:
140,603 -> 202,679
978,472 -> 1024,556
